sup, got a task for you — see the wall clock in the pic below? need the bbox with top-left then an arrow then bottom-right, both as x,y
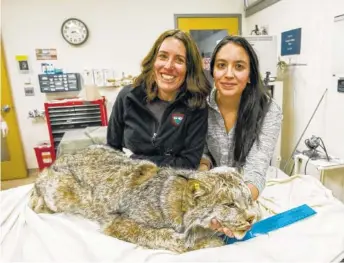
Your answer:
61,18 -> 89,46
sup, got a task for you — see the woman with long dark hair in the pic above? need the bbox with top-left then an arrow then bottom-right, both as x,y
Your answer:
199,35 -> 282,234
201,35 -> 283,197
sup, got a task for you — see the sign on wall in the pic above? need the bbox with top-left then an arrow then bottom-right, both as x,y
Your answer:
281,28 -> 302,56
35,49 -> 57,60
15,55 -> 30,73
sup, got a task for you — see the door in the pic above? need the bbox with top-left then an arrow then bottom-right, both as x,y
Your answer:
1,43 -> 28,180
175,14 -> 241,83
175,14 -> 241,57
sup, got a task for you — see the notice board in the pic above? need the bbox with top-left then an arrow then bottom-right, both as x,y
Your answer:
281,28 -> 302,56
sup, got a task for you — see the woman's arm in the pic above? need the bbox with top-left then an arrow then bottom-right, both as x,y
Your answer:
209,102 -> 282,236
242,101 -> 283,198
106,87 -> 130,151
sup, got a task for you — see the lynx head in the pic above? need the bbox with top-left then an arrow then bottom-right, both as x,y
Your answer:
182,170 -> 261,248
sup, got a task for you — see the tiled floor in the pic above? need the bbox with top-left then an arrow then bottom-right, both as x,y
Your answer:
1,170 -> 39,191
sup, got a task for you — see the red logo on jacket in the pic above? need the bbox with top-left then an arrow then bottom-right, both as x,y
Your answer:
171,113 -> 184,126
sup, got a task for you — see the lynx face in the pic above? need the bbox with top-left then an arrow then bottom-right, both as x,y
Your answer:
183,171 -> 260,247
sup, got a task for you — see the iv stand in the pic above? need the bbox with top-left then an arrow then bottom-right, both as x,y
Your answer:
282,88 -> 328,174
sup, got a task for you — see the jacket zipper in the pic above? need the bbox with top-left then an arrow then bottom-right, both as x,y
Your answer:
127,94 -> 160,147
151,104 -> 173,147
151,132 -> 157,146
151,111 -> 163,147
127,90 -> 180,147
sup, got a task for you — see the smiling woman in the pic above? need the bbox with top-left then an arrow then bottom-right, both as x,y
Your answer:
153,37 -> 187,101
198,35 -> 283,239
213,42 -> 250,104
200,35 -> 283,203
106,29 -> 212,170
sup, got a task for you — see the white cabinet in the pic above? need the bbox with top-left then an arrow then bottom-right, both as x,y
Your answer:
294,153 -> 344,203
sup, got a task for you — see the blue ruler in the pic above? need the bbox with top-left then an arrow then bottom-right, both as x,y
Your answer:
224,204 -> 317,244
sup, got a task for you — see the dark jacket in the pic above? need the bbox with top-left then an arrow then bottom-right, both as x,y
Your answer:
106,84 -> 208,169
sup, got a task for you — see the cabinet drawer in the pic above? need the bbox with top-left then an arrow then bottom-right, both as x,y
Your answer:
51,121 -> 102,130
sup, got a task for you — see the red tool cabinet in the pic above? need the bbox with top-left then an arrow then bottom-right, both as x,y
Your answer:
43,97 -> 108,161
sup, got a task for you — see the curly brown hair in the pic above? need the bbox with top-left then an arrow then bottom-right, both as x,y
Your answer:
133,29 -> 212,109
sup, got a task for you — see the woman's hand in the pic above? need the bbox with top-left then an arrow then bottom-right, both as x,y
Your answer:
210,218 -> 234,237
198,158 -> 211,171
247,183 -> 259,201
198,163 -> 210,171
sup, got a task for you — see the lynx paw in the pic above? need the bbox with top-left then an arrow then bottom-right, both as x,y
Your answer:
168,232 -> 188,253
28,188 -> 52,214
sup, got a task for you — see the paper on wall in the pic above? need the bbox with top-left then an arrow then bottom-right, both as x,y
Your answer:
82,69 -> 95,85
103,69 -> 115,86
93,69 -> 105,87
35,49 -> 57,60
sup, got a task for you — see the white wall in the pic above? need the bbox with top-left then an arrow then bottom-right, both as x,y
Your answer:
2,0 -> 244,169
245,0 -> 344,168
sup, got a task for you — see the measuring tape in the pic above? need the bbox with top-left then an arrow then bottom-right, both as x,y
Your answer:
224,204 -> 317,244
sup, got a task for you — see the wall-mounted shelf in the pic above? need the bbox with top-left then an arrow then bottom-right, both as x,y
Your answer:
288,63 -> 308,67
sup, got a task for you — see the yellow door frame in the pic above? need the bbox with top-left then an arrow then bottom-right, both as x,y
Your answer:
174,13 -> 242,36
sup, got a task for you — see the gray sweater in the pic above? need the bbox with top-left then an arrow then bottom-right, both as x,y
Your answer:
203,88 -> 283,194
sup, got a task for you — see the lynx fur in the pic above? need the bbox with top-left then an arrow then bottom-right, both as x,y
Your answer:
29,145 -> 261,253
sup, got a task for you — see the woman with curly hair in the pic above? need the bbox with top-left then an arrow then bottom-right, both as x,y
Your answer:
107,29 -> 212,169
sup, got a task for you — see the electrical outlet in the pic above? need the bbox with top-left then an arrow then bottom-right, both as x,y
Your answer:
28,109 -> 45,119
24,87 -> 35,96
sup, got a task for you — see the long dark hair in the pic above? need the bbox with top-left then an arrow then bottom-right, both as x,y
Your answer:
210,35 -> 271,167
133,29 -> 211,109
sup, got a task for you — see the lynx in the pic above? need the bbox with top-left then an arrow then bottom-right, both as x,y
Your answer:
29,145 -> 260,253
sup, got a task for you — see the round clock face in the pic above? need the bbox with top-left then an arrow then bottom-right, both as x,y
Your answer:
61,18 -> 89,46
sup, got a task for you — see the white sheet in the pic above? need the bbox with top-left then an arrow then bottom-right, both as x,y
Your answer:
1,170 -> 344,262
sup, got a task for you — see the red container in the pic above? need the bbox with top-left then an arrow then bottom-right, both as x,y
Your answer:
44,97 -> 108,154
34,143 -> 55,171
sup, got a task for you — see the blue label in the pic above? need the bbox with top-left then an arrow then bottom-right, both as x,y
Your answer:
224,204 -> 317,244
281,28 -> 302,56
